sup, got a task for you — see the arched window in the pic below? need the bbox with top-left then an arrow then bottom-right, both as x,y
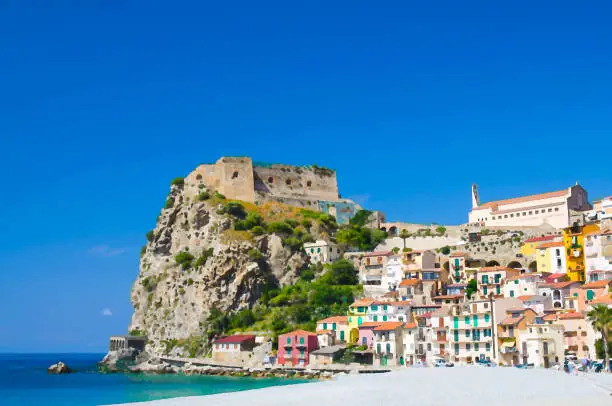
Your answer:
232,171 -> 239,179
306,180 -> 312,187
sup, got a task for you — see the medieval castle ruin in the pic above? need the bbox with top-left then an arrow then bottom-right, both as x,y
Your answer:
186,156 -> 361,224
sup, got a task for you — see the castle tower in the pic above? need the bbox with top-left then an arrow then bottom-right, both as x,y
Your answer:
471,184 -> 480,208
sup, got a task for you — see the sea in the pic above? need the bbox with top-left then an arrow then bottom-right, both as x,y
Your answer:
0,353 -> 309,406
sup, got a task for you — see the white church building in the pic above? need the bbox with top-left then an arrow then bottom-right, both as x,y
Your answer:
468,183 -> 591,229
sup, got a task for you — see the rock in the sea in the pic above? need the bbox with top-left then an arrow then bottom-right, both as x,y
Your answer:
98,348 -> 142,373
48,361 -> 71,374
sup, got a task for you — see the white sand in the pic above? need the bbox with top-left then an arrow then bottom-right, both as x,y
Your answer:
114,368 -> 612,406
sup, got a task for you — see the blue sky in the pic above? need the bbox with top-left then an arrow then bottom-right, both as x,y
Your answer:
1,1 -> 611,352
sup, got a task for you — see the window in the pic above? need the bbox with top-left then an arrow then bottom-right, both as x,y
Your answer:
300,348 -> 305,357
286,178 -> 292,185
377,343 -> 381,353
373,316 -> 378,321
484,313 -> 490,323
466,330 -> 470,337
510,291 -> 515,297
554,207 -> 559,212
484,303 -> 489,309
529,211 -> 532,215
286,337 -> 291,344
474,343 -> 479,351
492,216 -> 496,220
466,344 -> 471,351
486,343 -> 490,351
383,305 -> 388,310
510,214 -> 514,217
465,316 -> 470,324
317,247 -> 321,253
548,208 -> 552,212
386,343 -> 391,353
496,285 -> 501,295
483,286 -> 488,295
323,323 -> 327,330
514,280 -> 519,285
371,305 -> 378,311
383,316 -> 388,321
300,337 -> 304,344
306,180 -> 312,187
535,210 -> 539,214
454,331 -> 459,341
427,343 -> 432,351
504,215 -> 508,218
332,323 -> 337,330
267,176 -> 274,183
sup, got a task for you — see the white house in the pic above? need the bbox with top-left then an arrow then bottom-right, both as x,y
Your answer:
366,300 -> 412,323
212,335 -> 256,363
517,295 -> 552,314
372,322 -> 405,366
503,274 -> 543,299
584,228 -> 612,282
402,322 -> 419,365
303,240 -> 341,264
538,281 -> 582,309
518,323 -> 564,368
383,254 -> 404,291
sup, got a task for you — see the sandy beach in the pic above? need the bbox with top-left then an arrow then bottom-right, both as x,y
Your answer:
113,367 -> 612,406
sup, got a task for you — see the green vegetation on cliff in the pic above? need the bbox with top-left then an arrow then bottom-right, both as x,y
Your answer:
204,259 -> 362,348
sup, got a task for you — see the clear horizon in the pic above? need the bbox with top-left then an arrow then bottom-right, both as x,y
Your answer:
1,1 -> 611,352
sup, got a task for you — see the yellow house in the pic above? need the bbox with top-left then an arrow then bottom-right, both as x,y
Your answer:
520,236 -> 561,257
347,298 -> 373,343
562,223 -> 599,282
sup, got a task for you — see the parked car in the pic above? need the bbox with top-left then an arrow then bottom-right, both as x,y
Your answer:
412,360 -> 426,368
434,359 -> 453,367
515,363 -> 535,369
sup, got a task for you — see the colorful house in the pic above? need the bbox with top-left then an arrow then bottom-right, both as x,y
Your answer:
518,323 -> 565,368
357,321 -> 381,348
316,315 -> 349,343
521,235 -> 560,257
277,330 -> 318,367
497,308 -> 537,366
212,335 -> 256,363
537,280 -> 582,309
543,312 -> 591,359
448,252 -> 470,284
477,266 -> 522,298
347,298 -> 374,342
584,227 -> 612,282
562,223 -> 600,282
503,273 -> 543,299
372,321 -> 405,366
535,241 -> 567,275
573,280 -> 611,313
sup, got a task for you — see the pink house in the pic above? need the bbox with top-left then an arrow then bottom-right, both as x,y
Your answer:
358,322 -> 381,349
277,330 -> 318,367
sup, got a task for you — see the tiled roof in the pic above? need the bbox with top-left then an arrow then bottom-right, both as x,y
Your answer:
350,298 -> 375,307
545,273 -> 568,282
283,329 -> 317,337
475,189 -> 568,210
214,335 -> 256,344
316,330 -> 334,334
584,227 -> 612,236
517,295 -> 536,301
581,280 -> 611,289
399,279 -> 421,287
525,236 -> 557,243
373,322 -> 404,331
403,322 -> 417,329
363,250 -> 394,257
542,314 -> 557,321
358,322 -> 382,328
537,242 -> 565,249
507,273 -> 543,281
449,252 -> 469,257
500,316 -> 523,326
317,316 -> 348,324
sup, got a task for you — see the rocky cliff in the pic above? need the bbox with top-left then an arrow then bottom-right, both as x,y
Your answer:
128,170 -> 328,357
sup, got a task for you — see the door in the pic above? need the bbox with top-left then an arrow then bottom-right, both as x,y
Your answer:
440,344 -> 445,355
381,356 -> 388,366
340,330 -> 345,341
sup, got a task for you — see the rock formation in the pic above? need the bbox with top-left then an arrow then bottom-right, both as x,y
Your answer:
128,170 -> 315,357
47,361 -> 72,374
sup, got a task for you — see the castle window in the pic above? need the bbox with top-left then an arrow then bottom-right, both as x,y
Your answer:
232,171 -> 239,179
286,179 -> 292,185
548,208 -> 552,212
492,216 -> 495,220
554,207 -> 559,212
529,211 -> 532,215
535,210 -> 539,214
307,180 -> 312,187
267,176 -> 274,183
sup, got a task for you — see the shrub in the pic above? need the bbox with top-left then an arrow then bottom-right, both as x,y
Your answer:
175,251 -> 195,270
224,202 -> 247,218
248,248 -> 264,261
214,192 -> 226,200
171,177 -> 185,187
195,248 -> 214,268
251,226 -> 265,236
140,245 -> 147,257
435,226 -> 446,235
440,246 -> 451,255
349,210 -> 372,227
403,247 -> 412,252
244,212 -> 264,229
129,329 -> 145,336
234,220 -> 247,231
301,234 -> 315,244
187,278 -> 194,286
146,230 -> 155,242
283,237 -> 302,251
285,219 -> 299,228
196,174 -> 202,180
301,219 -> 313,229
179,287 -> 185,295
392,247 -> 400,254
198,191 -> 210,201
165,197 -> 175,209
268,221 -> 294,235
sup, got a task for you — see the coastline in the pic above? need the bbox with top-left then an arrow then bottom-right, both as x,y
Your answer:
111,367 -> 612,406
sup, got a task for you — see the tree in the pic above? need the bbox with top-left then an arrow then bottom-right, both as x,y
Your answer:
399,229 -> 411,248
440,246 -> 451,255
587,304 -> 612,371
465,279 -> 478,298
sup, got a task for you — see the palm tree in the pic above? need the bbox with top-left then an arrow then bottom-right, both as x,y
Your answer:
399,229 -> 411,249
587,304 -> 612,371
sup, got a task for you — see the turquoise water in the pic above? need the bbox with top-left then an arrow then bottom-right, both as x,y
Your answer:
0,354 -> 309,405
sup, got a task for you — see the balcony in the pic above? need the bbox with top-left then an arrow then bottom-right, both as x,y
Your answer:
498,331 -> 516,339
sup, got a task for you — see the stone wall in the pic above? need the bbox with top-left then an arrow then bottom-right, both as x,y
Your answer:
188,157 -> 256,203
253,164 -> 339,202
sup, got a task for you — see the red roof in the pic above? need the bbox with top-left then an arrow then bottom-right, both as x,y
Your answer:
541,281 -> 579,289
317,316 -> 348,324
581,280 -> 611,289
500,316 -> 523,326
214,335 -> 256,344
449,252 -> 469,258
373,322 -> 404,331
475,189 -> 568,210
399,279 -> 422,287
525,236 -> 557,243
545,273 -> 568,283
403,322 -> 417,329
592,295 -> 612,305
286,329 -> 317,337
537,241 -> 565,249
358,322 -> 382,329
558,312 -> 585,320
